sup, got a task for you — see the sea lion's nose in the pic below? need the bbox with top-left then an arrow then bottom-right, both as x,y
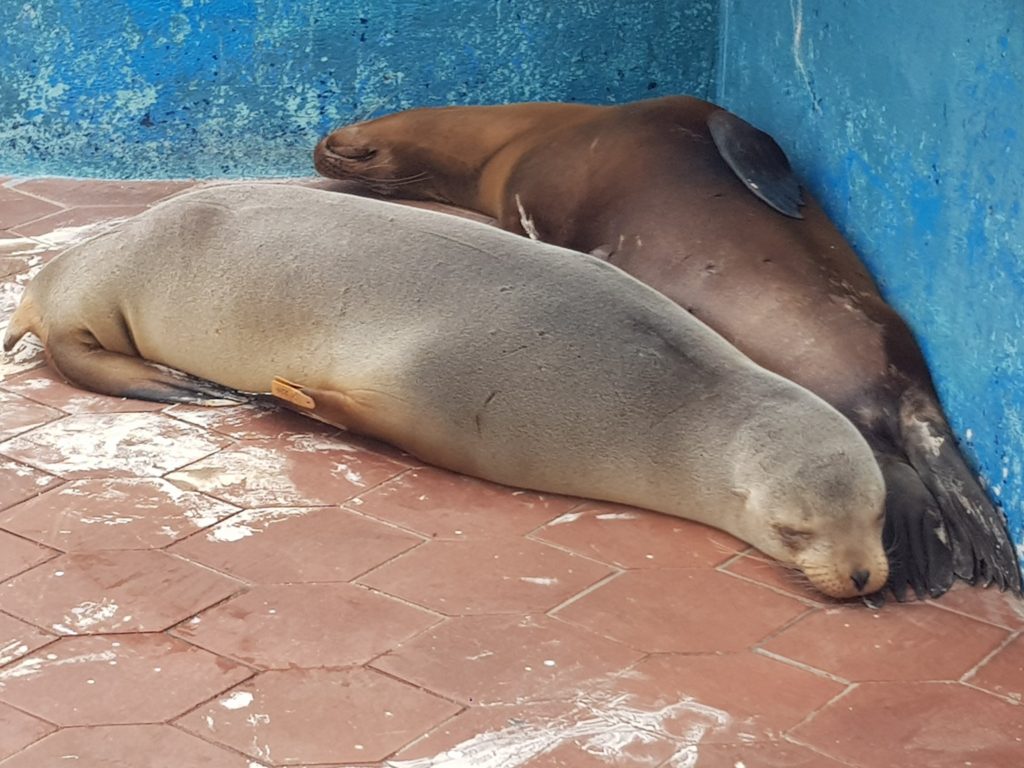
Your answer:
850,569 -> 870,592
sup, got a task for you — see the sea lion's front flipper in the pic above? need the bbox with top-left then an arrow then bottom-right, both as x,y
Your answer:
45,328 -> 248,406
899,389 -> 1023,595
706,109 -> 805,219
878,455 -> 955,601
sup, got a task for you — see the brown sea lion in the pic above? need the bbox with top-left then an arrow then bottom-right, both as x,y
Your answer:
3,183 -> 888,599
313,96 -> 1021,600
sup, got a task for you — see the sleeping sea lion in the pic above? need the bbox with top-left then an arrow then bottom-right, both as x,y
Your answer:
313,96 -> 1021,599
4,183 -> 887,599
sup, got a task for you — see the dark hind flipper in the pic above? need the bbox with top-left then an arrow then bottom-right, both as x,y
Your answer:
706,109 -> 805,219
46,328 -> 249,406
900,388 -> 1023,595
879,455 -> 955,600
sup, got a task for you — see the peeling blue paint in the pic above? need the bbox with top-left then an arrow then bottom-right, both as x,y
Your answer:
719,0 -> 1024,572
0,0 -> 717,178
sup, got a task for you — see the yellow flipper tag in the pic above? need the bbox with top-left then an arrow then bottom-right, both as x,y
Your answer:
271,377 -> 316,410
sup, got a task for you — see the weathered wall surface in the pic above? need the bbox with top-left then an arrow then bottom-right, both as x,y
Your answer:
718,0 -> 1024,569
0,0 -> 717,178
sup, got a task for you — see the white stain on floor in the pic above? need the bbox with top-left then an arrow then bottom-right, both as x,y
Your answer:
594,512 -> 639,521
0,649 -> 118,681
519,577 -> 558,586
0,412 -> 225,477
59,598 -> 120,632
0,640 -> 32,666
205,507 -> 311,543
168,445 -> 302,506
220,690 -> 254,709
387,690 -> 729,768
547,511 -> 584,527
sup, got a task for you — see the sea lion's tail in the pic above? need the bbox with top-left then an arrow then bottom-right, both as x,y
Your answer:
899,387 -> 1022,594
2,295 -> 35,354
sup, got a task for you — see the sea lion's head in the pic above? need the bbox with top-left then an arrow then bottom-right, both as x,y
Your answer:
314,102 -> 596,209
730,412 -> 888,599
314,108 -> 457,202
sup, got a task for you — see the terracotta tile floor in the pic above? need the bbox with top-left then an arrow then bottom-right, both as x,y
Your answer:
1,177 -> 1023,768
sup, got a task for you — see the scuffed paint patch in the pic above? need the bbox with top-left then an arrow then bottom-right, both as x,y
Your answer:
387,689 -> 729,767
0,1 -> 717,178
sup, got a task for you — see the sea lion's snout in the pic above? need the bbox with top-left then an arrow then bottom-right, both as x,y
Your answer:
800,552 -> 889,599
314,129 -> 380,177
850,568 -> 871,592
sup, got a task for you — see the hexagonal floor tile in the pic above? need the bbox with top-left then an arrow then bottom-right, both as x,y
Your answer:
0,188 -> 62,230
0,478 -> 239,551
0,458 -> 60,512
391,693 -> 724,767
721,551 -> 834,604
691,741 -> 849,767
760,603 -> 1009,681
966,634 -> 1024,702
555,569 -> 808,653
165,400 -> 340,440
0,390 -> 64,442
169,506 -> 422,583
176,668 -> 461,764
0,239 -> 61,282
0,701 -> 55,761
10,205 -> 149,238
1,369 -> 166,414
792,682 -> 1024,768
172,582 -> 439,669
0,611 -> 55,666
0,412 -> 231,478
0,331 -> 45,394
0,634 -> 252,725
929,581 -> 1024,630
602,652 -> 844,743
0,530 -> 57,582
531,501 -> 744,569
1,550 -> 243,635
358,536 -> 612,615
10,178 -> 194,207
372,614 -> 643,705
166,436 -> 404,507
353,467 -> 578,538
0,724 -> 258,767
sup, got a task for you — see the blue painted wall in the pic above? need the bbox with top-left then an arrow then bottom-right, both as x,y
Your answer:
0,0 -> 717,178
718,0 -> 1024,572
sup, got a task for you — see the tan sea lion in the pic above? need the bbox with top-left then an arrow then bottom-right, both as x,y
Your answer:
4,183 -> 887,599
313,96 -> 1022,600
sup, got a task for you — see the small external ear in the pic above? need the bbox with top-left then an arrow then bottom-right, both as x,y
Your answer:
730,487 -> 751,501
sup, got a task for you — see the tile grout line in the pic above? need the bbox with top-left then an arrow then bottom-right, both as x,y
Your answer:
784,680 -> 860,740
544,569 -> 624,617
752,647 -> 853,686
715,554 -> 831,610
926,592 -> 1024,632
